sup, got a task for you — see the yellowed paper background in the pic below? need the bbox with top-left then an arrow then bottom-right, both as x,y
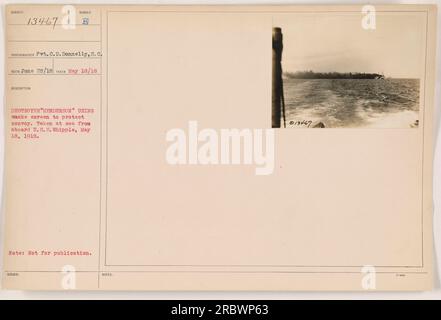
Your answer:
2,4 -> 437,290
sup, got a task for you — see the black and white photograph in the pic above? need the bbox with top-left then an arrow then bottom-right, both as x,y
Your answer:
272,13 -> 425,128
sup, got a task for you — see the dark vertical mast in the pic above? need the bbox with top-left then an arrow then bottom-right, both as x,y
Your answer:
272,27 -> 283,128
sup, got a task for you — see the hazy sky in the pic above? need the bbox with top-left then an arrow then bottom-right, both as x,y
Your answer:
274,13 -> 426,78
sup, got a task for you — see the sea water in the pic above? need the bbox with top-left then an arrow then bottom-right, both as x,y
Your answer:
282,78 -> 420,128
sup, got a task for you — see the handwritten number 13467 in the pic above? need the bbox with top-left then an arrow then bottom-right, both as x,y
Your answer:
27,17 -> 58,29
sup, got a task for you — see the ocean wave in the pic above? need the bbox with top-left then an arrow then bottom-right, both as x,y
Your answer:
283,78 -> 419,128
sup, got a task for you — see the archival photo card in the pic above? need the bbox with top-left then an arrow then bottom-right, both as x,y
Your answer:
2,4 -> 437,291
272,11 -> 426,129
